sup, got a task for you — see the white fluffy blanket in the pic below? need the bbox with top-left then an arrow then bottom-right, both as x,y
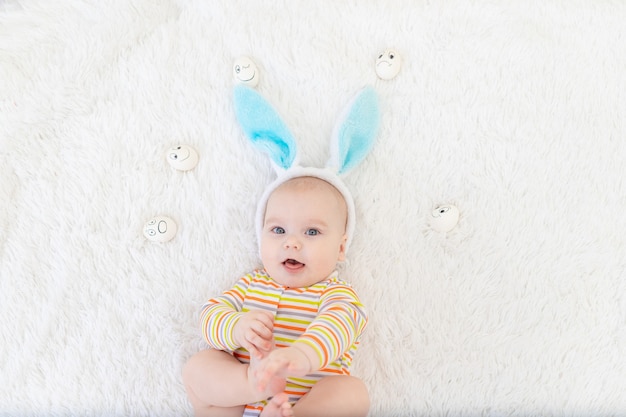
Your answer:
1,1 -> 625,416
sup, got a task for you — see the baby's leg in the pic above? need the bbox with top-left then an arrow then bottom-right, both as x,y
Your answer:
182,349 -> 285,417
292,375 -> 370,417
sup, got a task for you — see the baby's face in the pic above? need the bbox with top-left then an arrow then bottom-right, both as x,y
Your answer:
260,178 -> 347,288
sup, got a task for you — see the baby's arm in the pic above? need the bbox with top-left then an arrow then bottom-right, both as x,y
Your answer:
295,283 -> 368,369
201,275 -> 274,358
254,283 -> 367,390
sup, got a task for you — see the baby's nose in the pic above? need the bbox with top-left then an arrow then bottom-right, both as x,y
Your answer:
283,235 -> 301,250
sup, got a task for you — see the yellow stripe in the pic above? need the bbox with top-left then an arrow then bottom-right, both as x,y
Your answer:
275,316 -> 310,325
279,296 -> 318,306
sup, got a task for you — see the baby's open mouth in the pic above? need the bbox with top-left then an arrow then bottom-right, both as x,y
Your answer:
282,259 -> 305,269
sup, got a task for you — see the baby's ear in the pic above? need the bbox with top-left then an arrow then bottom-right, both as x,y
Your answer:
338,234 -> 348,262
233,85 -> 298,171
329,86 -> 380,175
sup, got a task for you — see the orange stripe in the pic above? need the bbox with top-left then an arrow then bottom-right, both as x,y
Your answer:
246,294 -> 280,306
276,303 -> 317,313
318,367 -> 344,375
234,352 -> 250,362
244,405 -> 264,411
274,322 -> 307,332
292,287 -> 325,295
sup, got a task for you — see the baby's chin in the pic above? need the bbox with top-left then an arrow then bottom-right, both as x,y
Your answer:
267,268 -> 306,288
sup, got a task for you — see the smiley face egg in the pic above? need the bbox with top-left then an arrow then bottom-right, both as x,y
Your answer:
233,56 -> 259,87
429,204 -> 460,233
375,49 -> 402,80
143,216 -> 178,242
166,145 -> 199,171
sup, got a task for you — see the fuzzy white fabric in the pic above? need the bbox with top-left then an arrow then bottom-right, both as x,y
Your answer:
1,1 -> 626,416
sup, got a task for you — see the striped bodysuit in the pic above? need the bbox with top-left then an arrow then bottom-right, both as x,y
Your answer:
200,269 -> 368,416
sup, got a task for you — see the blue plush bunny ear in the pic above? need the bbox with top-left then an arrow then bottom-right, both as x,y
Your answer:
330,86 -> 380,174
233,85 -> 297,171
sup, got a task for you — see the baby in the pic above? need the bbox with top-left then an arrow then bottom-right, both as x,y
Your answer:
183,175 -> 369,417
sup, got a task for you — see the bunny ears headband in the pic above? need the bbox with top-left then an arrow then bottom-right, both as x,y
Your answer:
233,84 -> 380,254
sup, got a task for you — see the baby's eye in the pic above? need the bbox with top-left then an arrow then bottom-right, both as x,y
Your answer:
271,227 -> 285,234
305,229 -> 320,236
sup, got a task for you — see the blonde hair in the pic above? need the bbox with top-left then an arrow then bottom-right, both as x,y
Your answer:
269,176 -> 348,230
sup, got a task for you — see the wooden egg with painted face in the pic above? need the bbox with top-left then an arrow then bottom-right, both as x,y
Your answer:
429,205 -> 460,233
233,56 -> 259,87
143,216 -> 177,242
166,145 -> 198,171
375,49 -> 402,80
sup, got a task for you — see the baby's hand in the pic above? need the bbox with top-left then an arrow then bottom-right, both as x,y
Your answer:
233,310 -> 274,359
254,345 -> 315,391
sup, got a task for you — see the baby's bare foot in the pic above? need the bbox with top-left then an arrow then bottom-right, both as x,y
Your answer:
260,393 -> 294,417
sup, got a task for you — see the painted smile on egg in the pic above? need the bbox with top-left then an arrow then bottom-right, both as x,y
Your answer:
240,70 -> 255,82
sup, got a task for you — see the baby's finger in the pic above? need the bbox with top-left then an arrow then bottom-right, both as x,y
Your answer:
250,319 -> 273,340
254,311 -> 274,332
245,329 -> 272,354
246,343 -> 263,360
